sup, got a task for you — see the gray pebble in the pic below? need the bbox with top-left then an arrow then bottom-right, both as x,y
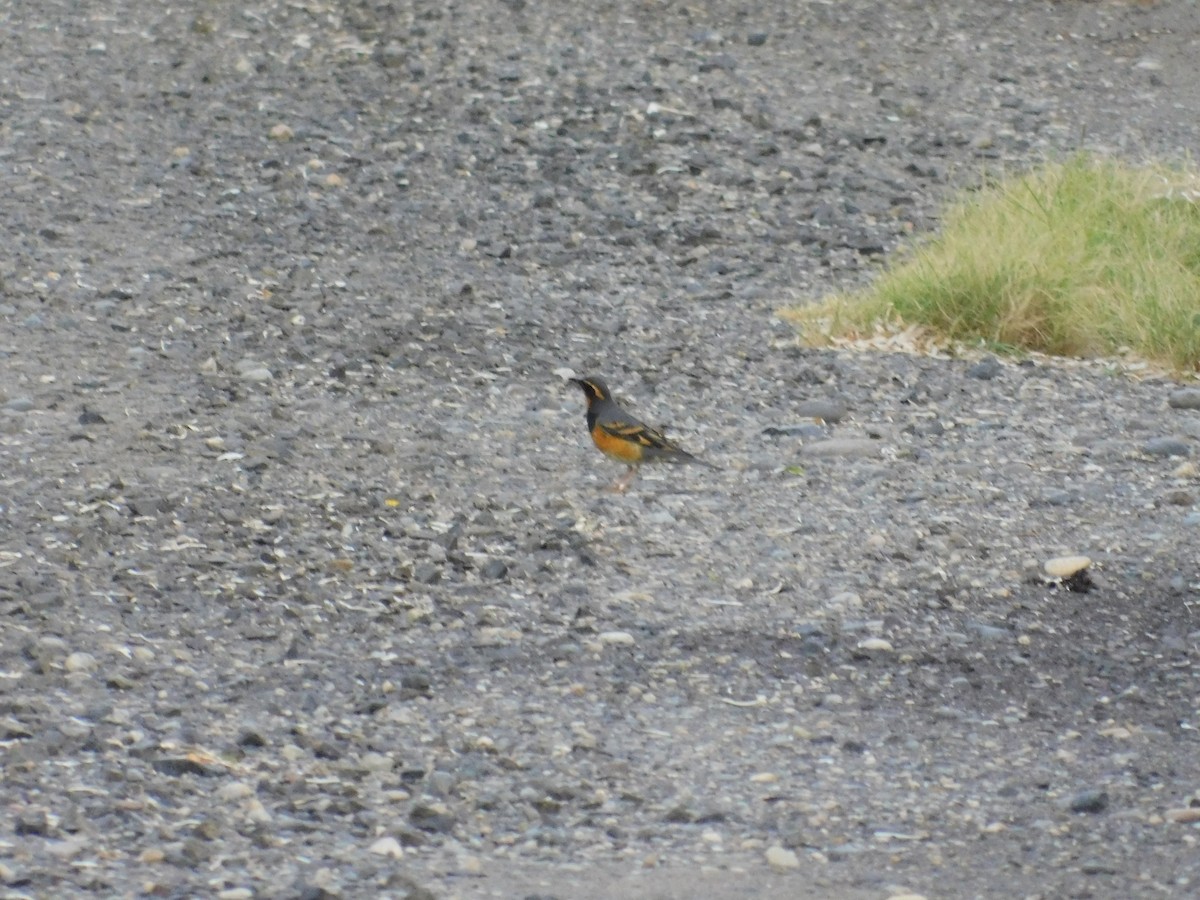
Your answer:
481,559 -> 508,579
1167,388 -> 1200,410
3,397 -> 35,412
152,757 -> 219,778
912,418 -> 945,438
1068,788 -> 1109,814
409,803 -> 456,834
803,438 -> 881,458
400,670 -> 432,694
762,423 -> 828,439
967,622 -> 1010,642
1037,489 -> 1075,507
795,398 -> 849,423
1142,437 -> 1191,458
412,562 -> 441,584
237,727 -> 268,748
966,355 -> 1003,380
15,808 -> 51,836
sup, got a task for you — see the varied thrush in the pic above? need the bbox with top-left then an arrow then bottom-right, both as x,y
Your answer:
569,376 -> 715,492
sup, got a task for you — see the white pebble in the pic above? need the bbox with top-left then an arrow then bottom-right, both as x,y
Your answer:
369,836 -> 404,858
245,798 -> 273,824
217,781 -> 255,802
856,637 -> 894,652
360,752 -> 394,772
765,844 -> 800,870
132,646 -> 156,664
64,652 -> 97,673
598,631 -> 636,646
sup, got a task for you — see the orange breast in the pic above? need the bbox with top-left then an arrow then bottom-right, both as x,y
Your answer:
590,426 -> 645,464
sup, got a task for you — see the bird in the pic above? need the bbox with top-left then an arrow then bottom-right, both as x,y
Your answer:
568,375 -> 715,492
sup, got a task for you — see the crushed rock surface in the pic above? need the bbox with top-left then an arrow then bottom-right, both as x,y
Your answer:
2,1 -> 1199,898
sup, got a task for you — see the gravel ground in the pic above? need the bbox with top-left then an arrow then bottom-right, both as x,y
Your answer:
2,1 -> 1200,898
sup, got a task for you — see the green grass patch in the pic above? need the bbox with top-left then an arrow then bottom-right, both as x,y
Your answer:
784,154 -> 1200,372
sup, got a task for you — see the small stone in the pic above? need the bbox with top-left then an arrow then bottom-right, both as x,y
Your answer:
409,803 -> 456,834
597,631 -> 636,646
1068,788 -> 1109,814
761,423 -> 827,439
481,559 -> 507,579
746,32 -> 768,46
968,623 -> 1010,642
360,752 -> 394,773
400,670 -> 432,695
15,809 -> 50,836
268,123 -> 294,141
855,637 -> 893,653
1142,437 -> 1191,458
216,782 -> 255,802
459,855 -> 484,876
802,438 -> 880,459
1165,807 -> 1200,824
245,798 -> 272,824
369,836 -> 404,858
794,399 -> 849,423
47,838 -> 88,859
153,756 -> 219,777
474,627 -> 519,647
412,562 -> 441,584
3,397 -> 35,412
240,367 -> 273,383
966,355 -> 1002,380
104,671 -> 135,690
765,845 -> 800,871
237,727 -> 268,748
217,889 -> 253,900
132,646 -> 156,664
0,717 -> 33,739
64,652 -> 97,673
1044,555 -> 1091,578
663,805 -> 696,824
78,407 -> 106,425
1167,388 -> 1200,410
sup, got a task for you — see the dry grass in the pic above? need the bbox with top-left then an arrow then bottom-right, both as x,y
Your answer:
784,154 -> 1200,372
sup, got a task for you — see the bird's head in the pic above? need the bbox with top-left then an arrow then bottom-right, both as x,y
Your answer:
569,376 -> 611,405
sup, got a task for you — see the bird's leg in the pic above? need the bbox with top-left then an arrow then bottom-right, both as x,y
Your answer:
609,466 -> 638,493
